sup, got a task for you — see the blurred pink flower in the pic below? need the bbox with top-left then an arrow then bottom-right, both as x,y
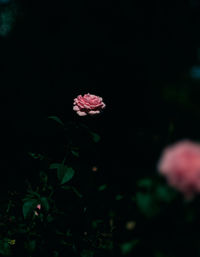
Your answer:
36,204 -> 41,210
158,140 -> 200,199
73,93 -> 106,116
34,204 -> 41,216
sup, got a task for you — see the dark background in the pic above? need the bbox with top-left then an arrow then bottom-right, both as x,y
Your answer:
1,0 -> 200,192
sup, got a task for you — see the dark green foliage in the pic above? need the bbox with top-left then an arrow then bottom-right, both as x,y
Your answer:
135,178 -> 176,218
120,240 -> 139,255
0,239 -> 11,256
2,102 -> 200,257
40,197 -> 50,212
0,3 -> 17,37
81,249 -> 94,257
49,163 -> 75,184
22,199 -> 38,219
90,132 -> 101,143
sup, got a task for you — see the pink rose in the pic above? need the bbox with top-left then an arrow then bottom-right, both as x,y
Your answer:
157,140 -> 200,199
73,93 -> 106,116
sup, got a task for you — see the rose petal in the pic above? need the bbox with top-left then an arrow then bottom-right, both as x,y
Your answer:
77,111 -> 87,116
73,105 -> 80,111
88,110 -> 100,115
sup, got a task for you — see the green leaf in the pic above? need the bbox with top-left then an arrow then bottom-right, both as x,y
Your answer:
61,186 -> 83,198
49,163 -> 75,184
23,200 -> 37,219
71,150 -> 79,157
120,240 -> 139,255
0,239 -> 11,256
92,219 -> 103,229
40,197 -> 50,212
98,184 -> 107,191
49,163 -> 66,181
26,190 -> 40,199
49,163 -> 61,170
115,194 -> 123,200
50,163 -> 65,180
137,178 -> 153,189
155,185 -> 174,202
48,116 -> 64,126
136,192 -> 159,218
61,167 -> 75,185
71,187 -> 83,198
57,164 -> 66,181
90,132 -> 101,143
28,152 -> 44,160
136,192 -> 152,214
